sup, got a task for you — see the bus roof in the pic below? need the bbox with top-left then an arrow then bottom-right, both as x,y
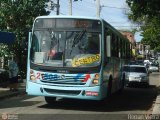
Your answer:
35,15 -> 103,21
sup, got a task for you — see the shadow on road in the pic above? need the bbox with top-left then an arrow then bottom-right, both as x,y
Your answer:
0,95 -> 40,109
39,85 -> 157,112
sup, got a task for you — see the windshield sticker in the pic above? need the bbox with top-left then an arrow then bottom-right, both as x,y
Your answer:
72,54 -> 100,67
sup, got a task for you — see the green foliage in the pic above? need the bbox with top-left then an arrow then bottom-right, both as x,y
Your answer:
0,44 -> 10,57
126,0 -> 160,52
0,0 -> 50,78
154,46 -> 160,53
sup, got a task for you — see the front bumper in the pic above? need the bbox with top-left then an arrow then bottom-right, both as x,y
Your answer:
26,81 -> 103,100
149,68 -> 159,72
125,76 -> 149,85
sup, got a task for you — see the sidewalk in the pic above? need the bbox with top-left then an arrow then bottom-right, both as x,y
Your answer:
152,70 -> 160,115
0,81 -> 26,100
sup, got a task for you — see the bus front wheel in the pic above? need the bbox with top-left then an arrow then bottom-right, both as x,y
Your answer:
45,96 -> 56,104
100,78 -> 112,105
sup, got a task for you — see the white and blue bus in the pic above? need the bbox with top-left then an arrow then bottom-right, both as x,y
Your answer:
26,16 -> 132,104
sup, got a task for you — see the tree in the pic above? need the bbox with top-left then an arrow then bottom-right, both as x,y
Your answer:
0,0 -> 50,78
126,0 -> 160,52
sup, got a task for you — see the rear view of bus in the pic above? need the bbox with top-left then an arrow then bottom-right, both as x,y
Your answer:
26,16 -> 104,103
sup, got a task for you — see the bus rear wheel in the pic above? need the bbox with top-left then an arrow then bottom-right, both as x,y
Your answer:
107,78 -> 112,98
45,96 -> 56,104
119,75 -> 125,93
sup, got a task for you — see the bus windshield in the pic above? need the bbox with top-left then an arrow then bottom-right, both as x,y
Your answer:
30,18 -> 101,68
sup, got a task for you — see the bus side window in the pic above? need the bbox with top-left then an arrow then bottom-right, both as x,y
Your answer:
115,36 -> 119,57
122,40 -> 125,58
118,37 -> 121,58
111,34 -> 116,57
119,39 -> 122,58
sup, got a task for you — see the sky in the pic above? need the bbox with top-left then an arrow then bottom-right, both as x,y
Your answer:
50,0 -> 143,42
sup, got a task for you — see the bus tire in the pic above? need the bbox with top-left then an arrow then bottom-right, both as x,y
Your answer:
45,96 -> 56,104
107,77 -> 112,98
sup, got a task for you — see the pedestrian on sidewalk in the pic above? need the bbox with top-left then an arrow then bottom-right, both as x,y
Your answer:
8,56 -> 19,92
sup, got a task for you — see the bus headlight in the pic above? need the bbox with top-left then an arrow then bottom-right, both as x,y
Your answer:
30,75 -> 36,81
30,69 -> 36,82
90,73 -> 99,86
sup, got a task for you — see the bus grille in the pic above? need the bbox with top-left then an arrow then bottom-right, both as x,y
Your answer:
44,88 -> 81,96
40,74 -> 87,85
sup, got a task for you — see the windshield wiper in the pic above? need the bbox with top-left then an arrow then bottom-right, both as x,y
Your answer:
72,29 -> 86,47
70,29 -> 86,54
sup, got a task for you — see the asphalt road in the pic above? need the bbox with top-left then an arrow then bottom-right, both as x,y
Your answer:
0,72 -> 159,120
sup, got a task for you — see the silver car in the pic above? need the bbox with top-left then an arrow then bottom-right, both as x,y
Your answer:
122,65 -> 149,87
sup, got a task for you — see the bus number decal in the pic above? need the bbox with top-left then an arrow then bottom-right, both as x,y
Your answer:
36,72 -> 41,79
72,54 -> 100,67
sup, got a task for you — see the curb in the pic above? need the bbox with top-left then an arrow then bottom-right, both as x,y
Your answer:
152,95 -> 160,114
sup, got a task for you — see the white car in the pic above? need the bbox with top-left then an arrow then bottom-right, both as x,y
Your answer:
122,65 -> 149,87
148,64 -> 159,72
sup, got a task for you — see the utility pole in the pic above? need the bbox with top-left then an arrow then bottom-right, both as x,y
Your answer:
69,0 -> 72,15
56,0 -> 60,15
96,0 -> 100,17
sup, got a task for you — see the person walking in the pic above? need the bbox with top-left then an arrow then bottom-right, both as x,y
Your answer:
8,57 -> 19,92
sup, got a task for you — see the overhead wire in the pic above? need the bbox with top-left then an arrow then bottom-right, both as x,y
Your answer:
51,0 -> 134,27
101,5 -> 130,10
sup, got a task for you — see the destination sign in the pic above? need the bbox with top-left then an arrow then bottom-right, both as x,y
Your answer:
72,54 -> 100,67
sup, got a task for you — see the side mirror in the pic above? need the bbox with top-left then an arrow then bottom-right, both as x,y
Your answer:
27,32 -> 32,60
28,32 -> 32,47
106,36 -> 111,57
